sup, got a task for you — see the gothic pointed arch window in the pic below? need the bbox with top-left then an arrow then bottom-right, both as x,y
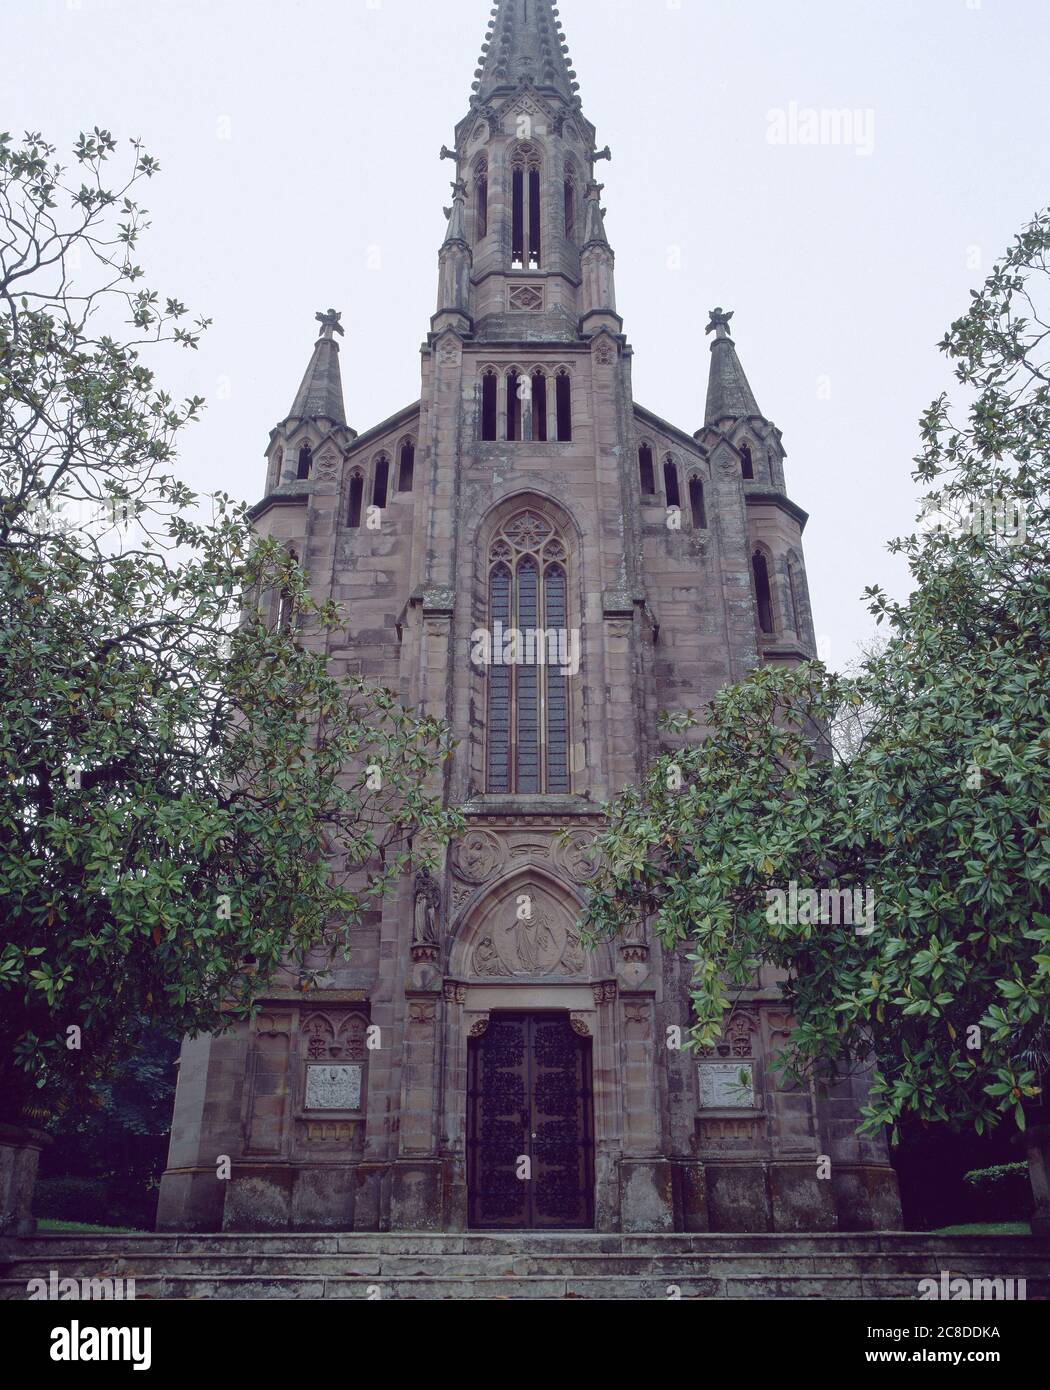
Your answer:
297,443 -> 312,481
507,368 -> 523,441
563,164 -> 577,244
511,142 -> 542,269
787,553 -> 805,637
752,548 -> 775,635
347,471 -> 364,528
555,368 -> 572,441
480,369 -> 498,441
485,509 -> 573,795
740,441 -> 754,480
689,475 -> 707,529
663,456 -> 681,509
277,547 -> 299,632
474,158 -> 488,241
398,437 -> 415,493
372,455 -> 390,509
531,370 -> 548,441
638,444 -> 656,496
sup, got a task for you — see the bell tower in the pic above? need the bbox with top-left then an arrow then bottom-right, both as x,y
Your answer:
438,0 -> 616,345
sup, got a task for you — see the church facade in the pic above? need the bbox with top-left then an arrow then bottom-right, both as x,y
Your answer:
157,0 -> 901,1236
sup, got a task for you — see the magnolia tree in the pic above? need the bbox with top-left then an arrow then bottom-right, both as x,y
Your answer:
583,213 -> 1050,1157
0,130 -> 461,1138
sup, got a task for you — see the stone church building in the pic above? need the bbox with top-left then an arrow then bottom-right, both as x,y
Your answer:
158,0 -> 901,1236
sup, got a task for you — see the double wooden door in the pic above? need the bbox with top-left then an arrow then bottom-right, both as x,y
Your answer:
467,1012 -> 594,1230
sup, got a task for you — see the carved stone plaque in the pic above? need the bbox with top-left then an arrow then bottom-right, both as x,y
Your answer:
305,1063 -> 362,1112
697,1062 -> 755,1109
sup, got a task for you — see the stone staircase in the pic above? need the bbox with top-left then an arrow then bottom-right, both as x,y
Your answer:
2,1231 -> 1048,1300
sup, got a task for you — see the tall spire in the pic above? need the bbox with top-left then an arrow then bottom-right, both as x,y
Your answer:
704,307 -> 763,424
288,309 -> 347,425
471,0 -> 580,106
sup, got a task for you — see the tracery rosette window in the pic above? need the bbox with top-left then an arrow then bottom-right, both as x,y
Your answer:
486,510 -> 572,795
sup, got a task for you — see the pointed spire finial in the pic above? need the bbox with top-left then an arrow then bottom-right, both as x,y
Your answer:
706,307 -> 734,340
287,311 -> 347,424
472,0 -> 579,105
705,307 -> 764,424
315,308 -> 344,340
581,179 -> 610,249
442,180 -> 469,246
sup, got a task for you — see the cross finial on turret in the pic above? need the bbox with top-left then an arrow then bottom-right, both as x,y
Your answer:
706,307 -> 734,339
315,308 -> 344,339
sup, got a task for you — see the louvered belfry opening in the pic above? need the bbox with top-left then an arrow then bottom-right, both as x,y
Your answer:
511,144 -> 542,269
485,510 -> 572,795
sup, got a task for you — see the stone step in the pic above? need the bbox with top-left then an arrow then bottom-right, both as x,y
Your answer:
3,1231 -> 1046,1299
8,1231 -> 1047,1257
2,1271 -> 1047,1301
4,1250 -> 1048,1280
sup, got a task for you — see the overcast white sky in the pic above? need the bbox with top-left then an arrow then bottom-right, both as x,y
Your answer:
8,0 -> 1050,668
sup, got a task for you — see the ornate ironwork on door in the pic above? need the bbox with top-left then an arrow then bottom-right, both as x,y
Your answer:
467,1012 -> 594,1229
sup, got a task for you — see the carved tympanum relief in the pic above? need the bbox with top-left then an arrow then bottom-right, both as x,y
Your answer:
470,886 -> 586,978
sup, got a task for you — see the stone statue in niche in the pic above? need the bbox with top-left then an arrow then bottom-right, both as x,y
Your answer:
412,868 -> 441,958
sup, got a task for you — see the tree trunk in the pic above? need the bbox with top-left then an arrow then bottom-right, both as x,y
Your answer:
1013,1124 -> 1050,1237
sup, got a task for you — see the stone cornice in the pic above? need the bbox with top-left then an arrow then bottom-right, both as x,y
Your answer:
745,488 -> 810,532
247,491 -> 310,523
461,796 -> 604,823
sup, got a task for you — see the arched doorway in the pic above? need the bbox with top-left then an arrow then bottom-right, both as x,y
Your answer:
446,862 -> 613,1232
467,1011 -> 594,1230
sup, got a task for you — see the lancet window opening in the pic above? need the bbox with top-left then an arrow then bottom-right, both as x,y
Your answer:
474,159 -> 488,241
752,548 -> 776,635
689,475 -> 707,529
347,471 -> 364,528
511,143 -> 542,269
638,444 -> 656,495
398,438 -> 416,493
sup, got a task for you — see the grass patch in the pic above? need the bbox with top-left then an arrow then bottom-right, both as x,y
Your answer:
36,1219 -> 146,1235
